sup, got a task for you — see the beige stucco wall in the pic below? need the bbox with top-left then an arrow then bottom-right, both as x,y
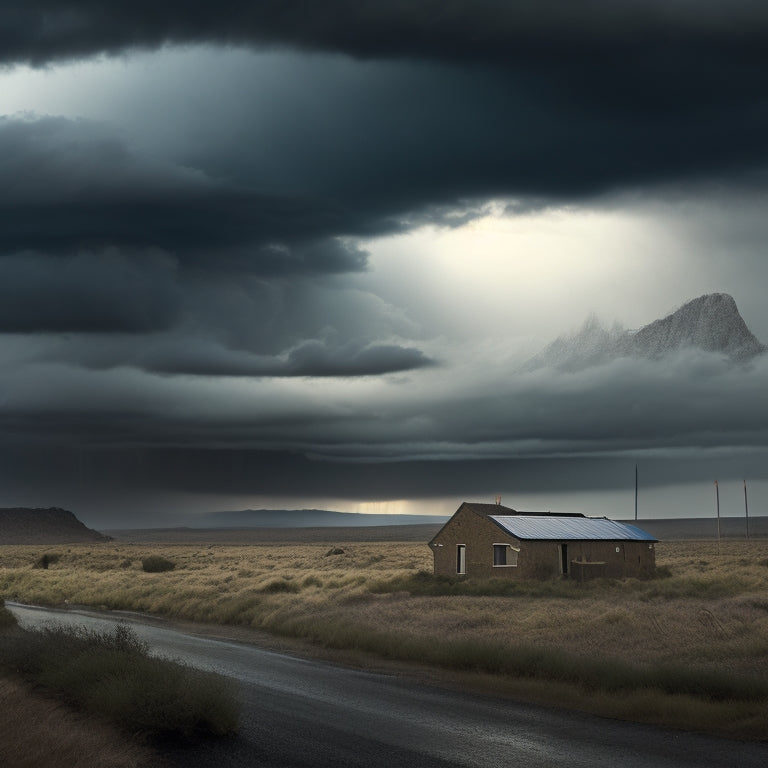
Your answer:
430,506 -> 656,580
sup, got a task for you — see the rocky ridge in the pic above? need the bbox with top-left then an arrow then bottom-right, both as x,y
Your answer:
525,293 -> 765,372
0,507 -> 109,545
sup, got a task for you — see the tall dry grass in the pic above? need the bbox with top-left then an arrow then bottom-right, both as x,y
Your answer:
2,539 -> 768,736
0,677 -> 153,768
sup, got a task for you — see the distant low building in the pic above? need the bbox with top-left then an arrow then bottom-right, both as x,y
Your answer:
429,502 -> 657,581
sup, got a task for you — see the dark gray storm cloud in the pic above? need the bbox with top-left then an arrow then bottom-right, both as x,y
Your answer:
0,114 -> 433,373
0,116 -> 372,270
0,250 -> 180,332
138,338 -> 434,377
1,348 -> 766,524
2,3 -> 768,522
3,344 -> 766,459
3,3 -> 768,203
3,1 -> 768,68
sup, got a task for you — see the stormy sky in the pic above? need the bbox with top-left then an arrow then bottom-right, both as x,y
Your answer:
1,2 -> 767,527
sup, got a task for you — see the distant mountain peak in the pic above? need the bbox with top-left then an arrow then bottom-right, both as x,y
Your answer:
525,293 -> 765,372
628,293 -> 764,360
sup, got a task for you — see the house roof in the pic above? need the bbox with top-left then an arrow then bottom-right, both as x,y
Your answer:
427,501 -> 592,547
458,502 -> 585,518
460,502 -> 518,516
489,515 -> 657,542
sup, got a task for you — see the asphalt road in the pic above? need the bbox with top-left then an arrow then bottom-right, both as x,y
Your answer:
8,603 -> 768,768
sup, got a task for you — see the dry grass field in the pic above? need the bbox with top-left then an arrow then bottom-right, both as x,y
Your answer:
0,678 -> 153,768
2,537 -> 768,738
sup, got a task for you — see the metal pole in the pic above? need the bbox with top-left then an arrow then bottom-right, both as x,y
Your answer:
744,479 -> 750,539
634,464 -> 638,521
715,480 -> 721,554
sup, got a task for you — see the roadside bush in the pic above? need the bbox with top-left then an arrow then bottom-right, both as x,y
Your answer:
0,623 -> 239,738
0,598 -> 18,629
141,555 -> 175,573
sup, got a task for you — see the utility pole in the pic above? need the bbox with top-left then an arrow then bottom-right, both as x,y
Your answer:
634,464 -> 638,521
715,480 -> 721,554
744,479 -> 750,539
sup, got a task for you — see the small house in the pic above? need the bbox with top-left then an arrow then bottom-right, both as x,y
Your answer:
429,502 -> 657,580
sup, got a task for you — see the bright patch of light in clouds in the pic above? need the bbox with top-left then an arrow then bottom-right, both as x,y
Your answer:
365,205 -> 701,357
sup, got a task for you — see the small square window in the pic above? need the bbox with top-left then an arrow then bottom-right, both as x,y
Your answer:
493,544 -> 518,567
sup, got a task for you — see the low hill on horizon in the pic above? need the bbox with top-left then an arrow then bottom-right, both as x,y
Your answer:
103,515 -> 768,544
0,507 -> 110,545
196,508 -> 450,528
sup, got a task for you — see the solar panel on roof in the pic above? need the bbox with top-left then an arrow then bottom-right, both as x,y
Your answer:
489,515 -> 656,541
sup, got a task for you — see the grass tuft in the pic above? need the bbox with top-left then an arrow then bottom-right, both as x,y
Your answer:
260,578 -> 300,593
0,622 -> 239,738
141,555 -> 175,573
34,553 -> 61,570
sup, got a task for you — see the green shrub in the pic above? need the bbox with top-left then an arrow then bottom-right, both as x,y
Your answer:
0,623 -> 239,738
34,553 -> 61,570
141,555 -> 176,573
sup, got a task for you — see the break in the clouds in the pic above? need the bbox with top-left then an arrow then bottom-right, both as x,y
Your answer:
1,3 -> 768,525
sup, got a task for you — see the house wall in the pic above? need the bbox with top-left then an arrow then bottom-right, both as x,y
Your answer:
430,506 -> 656,580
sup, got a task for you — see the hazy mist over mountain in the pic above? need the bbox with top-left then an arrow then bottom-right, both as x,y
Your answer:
525,294 -> 766,373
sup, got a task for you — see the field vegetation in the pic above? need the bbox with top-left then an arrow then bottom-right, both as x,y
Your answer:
2,539 -> 768,738
0,593 -> 238,766
0,676 -> 153,768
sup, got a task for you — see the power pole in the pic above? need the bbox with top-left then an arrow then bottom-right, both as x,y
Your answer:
715,480 -> 721,554
634,464 -> 638,521
744,479 -> 750,539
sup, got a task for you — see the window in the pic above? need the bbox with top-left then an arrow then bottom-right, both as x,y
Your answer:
456,544 -> 466,574
493,544 -> 519,567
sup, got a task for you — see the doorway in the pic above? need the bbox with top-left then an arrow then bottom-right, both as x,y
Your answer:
456,544 -> 466,575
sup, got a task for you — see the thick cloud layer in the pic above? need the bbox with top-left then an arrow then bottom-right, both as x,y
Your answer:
4,1 -> 768,67
1,4 -> 767,522
1,347 -> 766,524
0,116 -> 371,270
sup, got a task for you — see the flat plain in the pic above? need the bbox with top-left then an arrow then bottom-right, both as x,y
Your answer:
2,534 -> 768,738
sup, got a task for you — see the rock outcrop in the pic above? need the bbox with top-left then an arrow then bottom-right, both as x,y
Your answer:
0,507 -> 109,544
525,293 -> 765,371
